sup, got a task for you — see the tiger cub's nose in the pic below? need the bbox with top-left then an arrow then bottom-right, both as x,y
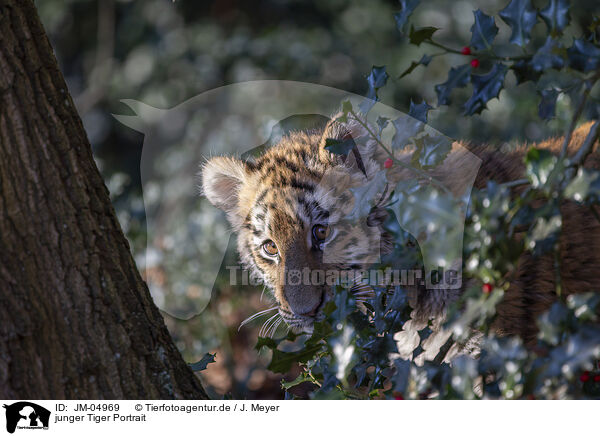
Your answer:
296,294 -> 322,317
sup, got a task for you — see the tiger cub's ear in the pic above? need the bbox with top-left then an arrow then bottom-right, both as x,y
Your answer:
201,156 -> 250,226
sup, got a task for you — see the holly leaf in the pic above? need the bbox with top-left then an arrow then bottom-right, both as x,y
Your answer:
435,64 -> 471,106
359,65 -> 389,113
538,89 -> 559,119
392,359 -> 411,393
387,181 -> 465,287
394,0 -> 420,35
525,147 -> 565,191
567,38 -> 600,72
399,54 -> 432,79
525,148 -> 554,185
408,26 -> 438,46
511,60 -> 542,85
335,100 -> 353,123
365,66 -> 389,97
391,115 -> 424,150
531,36 -> 566,72
330,324 -> 358,385
499,0 -> 537,47
376,116 -> 390,133
567,292 -> 600,322
586,97 -> 600,121
324,137 -> 356,156
564,167 -> 600,203
268,345 -> 324,373
411,134 -> 452,169
421,54 -> 432,66
536,69 -> 580,94
540,0 -> 570,33
281,373 -> 315,390
347,171 -> 388,221
255,336 -> 279,350
537,302 -> 570,345
470,9 -> 498,50
527,212 -> 562,256
261,328 -> 325,374
449,290 -> 505,342
189,353 -> 216,372
408,99 -> 432,123
463,63 -> 508,115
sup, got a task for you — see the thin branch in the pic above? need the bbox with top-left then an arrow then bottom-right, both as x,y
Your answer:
500,178 -> 530,189
348,110 -> 452,195
424,39 -> 532,62
559,83 -> 592,158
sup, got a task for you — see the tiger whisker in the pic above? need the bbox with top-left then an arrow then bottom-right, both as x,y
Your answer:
266,316 -> 282,338
260,285 -> 268,302
240,306 -> 277,331
268,317 -> 283,338
265,314 -> 280,338
259,313 -> 280,337
259,315 -> 275,337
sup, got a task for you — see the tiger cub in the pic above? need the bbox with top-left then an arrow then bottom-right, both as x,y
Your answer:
201,115 -> 600,360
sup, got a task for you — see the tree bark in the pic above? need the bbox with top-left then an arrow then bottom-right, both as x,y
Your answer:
0,0 -> 208,399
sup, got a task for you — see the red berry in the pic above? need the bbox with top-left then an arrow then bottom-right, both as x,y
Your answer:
580,371 -> 590,382
526,394 -> 535,400
461,46 -> 471,55
470,59 -> 480,68
394,394 -> 404,400
384,158 -> 393,169
482,283 -> 493,294
594,374 -> 600,383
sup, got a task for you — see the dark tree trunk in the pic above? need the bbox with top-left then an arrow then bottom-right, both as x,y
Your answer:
0,0 -> 207,399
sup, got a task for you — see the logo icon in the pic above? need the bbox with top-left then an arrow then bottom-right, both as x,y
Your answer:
3,402 -> 50,434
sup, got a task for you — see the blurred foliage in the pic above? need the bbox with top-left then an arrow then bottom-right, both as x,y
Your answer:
38,0 -> 600,399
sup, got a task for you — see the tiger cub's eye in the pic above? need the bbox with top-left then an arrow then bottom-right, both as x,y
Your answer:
312,224 -> 330,242
262,240 -> 279,256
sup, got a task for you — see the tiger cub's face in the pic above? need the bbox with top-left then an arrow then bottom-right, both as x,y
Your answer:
201,119 -> 389,333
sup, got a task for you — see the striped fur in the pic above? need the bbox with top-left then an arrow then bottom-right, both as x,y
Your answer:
202,116 -> 599,345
